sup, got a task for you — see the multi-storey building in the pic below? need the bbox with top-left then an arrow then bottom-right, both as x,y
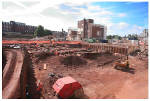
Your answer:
142,29 -> 148,38
67,28 -> 78,40
139,29 -> 148,44
78,19 -> 93,38
2,22 -> 12,32
78,18 -> 107,40
2,21 -> 37,34
52,29 -> 67,41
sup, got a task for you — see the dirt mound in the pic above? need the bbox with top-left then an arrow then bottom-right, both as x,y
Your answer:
60,56 -> 87,66
42,73 -> 63,99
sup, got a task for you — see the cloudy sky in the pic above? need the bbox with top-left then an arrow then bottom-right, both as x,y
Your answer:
1,0 -> 148,36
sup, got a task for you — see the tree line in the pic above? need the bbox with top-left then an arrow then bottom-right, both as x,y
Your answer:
34,25 -> 52,37
106,34 -> 138,40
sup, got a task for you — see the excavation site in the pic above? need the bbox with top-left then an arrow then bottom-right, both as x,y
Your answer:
2,41 -> 148,99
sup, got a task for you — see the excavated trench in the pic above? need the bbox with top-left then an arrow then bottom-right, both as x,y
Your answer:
24,49 -> 41,99
59,52 -> 119,67
2,49 -> 7,71
23,44 -> 122,99
59,56 -> 87,66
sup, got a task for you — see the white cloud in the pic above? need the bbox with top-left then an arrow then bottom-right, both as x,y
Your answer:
1,0 -> 145,35
129,25 -> 143,34
107,22 -> 144,36
118,22 -> 129,29
118,13 -> 126,17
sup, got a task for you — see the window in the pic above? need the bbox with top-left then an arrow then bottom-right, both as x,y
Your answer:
97,31 -> 100,36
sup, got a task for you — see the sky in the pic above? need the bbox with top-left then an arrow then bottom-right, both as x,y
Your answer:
1,0 -> 148,36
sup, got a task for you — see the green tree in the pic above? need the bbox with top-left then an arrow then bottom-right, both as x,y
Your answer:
34,25 -> 45,37
44,29 -> 52,35
106,35 -> 113,39
114,35 -> 122,40
127,34 -> 132,39
107,35 -> 122,40
127,34 -> 138,40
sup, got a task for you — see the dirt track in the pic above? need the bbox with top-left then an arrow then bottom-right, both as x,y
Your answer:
2,49 -> 24,99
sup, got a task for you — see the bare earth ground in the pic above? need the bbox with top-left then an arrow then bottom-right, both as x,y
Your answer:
2,35 -> 148,99
32,54 -> 148,99
2,49 -> 24,98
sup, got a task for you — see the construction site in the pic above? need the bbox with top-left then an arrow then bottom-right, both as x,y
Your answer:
2,0 -> 149,99
2,38 -> 148,99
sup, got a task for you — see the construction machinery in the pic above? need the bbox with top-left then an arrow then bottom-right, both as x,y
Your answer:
114,55 -> 129,70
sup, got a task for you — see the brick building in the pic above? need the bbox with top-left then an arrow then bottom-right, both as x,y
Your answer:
78,18 -> 106,40
2,21 -> 37,34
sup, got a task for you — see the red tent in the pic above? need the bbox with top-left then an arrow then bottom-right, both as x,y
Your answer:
52,76 -> 82,98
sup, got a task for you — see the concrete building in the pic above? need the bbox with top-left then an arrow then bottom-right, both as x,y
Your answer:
52,30 -> 67,41
78,19 -> 94,39
140,29 -> 148,44
141,29 -> 148,38
138,29 -> 148,43
67,28 -> 78,40
2,21 -> 37,34
78,18 -> 106,40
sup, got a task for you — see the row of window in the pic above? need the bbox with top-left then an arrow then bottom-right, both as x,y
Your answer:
2,21 -> 38,33
3,25 -> 36,28
3,26 -> 36,33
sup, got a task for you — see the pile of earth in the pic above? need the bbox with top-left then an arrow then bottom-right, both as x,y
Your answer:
60,56 -> 87,66
42,73 -> 63,99
82,53 -> 101,60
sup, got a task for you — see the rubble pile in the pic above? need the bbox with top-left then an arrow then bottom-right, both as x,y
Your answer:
137,49 -> 148,59
42,73 -> 63,98
129,45 -> 148,59
129,49 -> 141,56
